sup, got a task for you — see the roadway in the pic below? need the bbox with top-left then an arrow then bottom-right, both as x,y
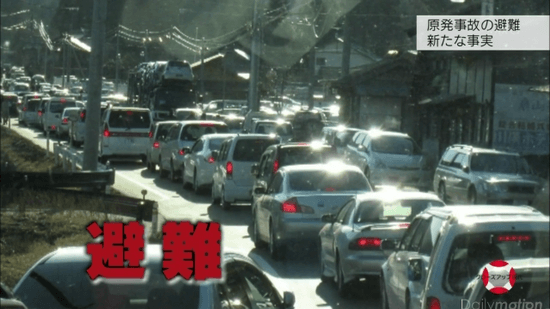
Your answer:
5,118 -> 382,309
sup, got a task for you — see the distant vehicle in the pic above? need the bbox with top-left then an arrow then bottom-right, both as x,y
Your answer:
18,96 -> 45,127
145,120 -> 180,172
252,120 -> 294,142
42,97 -> 82,134
55,107 -> 81,138
433,144 -> 543,205
212,134 -> 281,209
319,191 -> 444,297
251,163 -> 373,260
68,103 -> 109,147
173,108 -> 203,121
98,107 -> 153,164
162,60 -> 194,82
148,86 -> 196,120
320,126 -> 361,155
1,92 -> 19,116
12,245 -> 296,309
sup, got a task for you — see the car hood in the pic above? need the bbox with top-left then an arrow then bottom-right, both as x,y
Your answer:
474,172 -> 542,185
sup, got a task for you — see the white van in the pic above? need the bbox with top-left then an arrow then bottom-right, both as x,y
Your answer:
42,97 -> 83,133
98,107 -> 153,164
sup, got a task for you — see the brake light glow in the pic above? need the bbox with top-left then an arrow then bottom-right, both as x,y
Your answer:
207,156 -> 215,163
179,149 -> 186,155
282,200 -> 298,213
273,159 -> 279,173
23,107 -> 27,111
38,111 -> 43,117
149,131 -> 153,138
399,223 -> 411,228
153,141 -> 160,149
60,98 -> 66,103
80,111 -> 85,119
497,235 -> 531,242
103,129 -> 110,137
34,95 -> 39,98
325,187 -> 335,191
357,237 -> 381,248
427,297 -> 441,309
51,125 -> 56,130
62,118 -> 68,124
126,111 -> 133,115
226,161 -> 233,175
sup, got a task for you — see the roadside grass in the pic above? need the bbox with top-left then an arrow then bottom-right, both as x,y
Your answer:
1,126 -> 59,172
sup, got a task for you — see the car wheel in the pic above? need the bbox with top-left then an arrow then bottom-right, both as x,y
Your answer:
438,182 -> 448,203
468,187 -> 477,205
211,184 -> 220,205
319,242 -> 332,283
269,222 -> 285,261
193,170 -> 201,195
380,275 -> 389,309
336,255 -> 349,298
169,162 -> 178,183
140,155 -> 147,165
220,188 -> 231,210
251,213 -> 266,249
147,156 -> 156,172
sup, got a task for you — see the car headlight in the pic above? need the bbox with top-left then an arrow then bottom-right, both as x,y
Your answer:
481,182 -> 505,193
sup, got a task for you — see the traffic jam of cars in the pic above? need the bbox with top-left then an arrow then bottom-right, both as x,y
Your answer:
3,70 -> 549,308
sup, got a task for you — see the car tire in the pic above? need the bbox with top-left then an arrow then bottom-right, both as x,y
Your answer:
193,170 -> 201,194
169,161 -> 178,183
251,214 -> 266,249
211,185 -> 221,205
159,157 -> 168,178
336,254 -> 350,298
468,187 -> 477,205
319,243 -> 332,283
438,182 -> 448,203
380,275 -> 389,309
269,222 -> 285,261
220,188 -> 231,210
147,157 -> 156,172
140,155 -> 147,165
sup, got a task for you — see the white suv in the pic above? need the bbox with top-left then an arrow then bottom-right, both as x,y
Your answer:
380,205 -> 549,309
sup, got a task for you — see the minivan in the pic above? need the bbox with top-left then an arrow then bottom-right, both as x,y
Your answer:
42,97 -> 83,133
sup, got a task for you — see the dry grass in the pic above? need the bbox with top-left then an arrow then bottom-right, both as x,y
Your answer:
1,126 -> 60,172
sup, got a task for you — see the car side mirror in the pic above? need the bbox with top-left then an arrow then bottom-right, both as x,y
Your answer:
408,258 -> 422,282
251,163 -> 259,176
462,166 -> 470,173
283,291 -> 295,308
254,187 -> 266,195
321,214 -> 336,223
211,150 -> 219,160
380,239 -> 397,251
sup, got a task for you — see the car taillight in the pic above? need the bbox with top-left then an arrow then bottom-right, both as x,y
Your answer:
207,156 -> 215,164
153,141 -> 160,149
282,199 -> 298,213
226,161 -> 233,175
427,297 -> 441,309
399,223 -> 410,228
149,131 -> 153,138
80,112 -> 85,120
273,159 -> 279,173
38,111 -> 43,116
51,125 -> 56,130
62,118 -> 68,124
497,235 -> 531,242
103,129 -> 110,137
179,149 -> 186,155
349,237 -> 381,250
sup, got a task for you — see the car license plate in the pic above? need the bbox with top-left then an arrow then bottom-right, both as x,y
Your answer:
513,200 -> 528,205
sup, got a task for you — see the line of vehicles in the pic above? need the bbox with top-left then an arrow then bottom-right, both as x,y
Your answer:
2,71 -> 548,309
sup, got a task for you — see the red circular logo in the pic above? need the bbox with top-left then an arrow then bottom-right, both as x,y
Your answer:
482,260 -> 516,294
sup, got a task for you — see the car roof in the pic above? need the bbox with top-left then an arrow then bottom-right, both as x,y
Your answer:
255,120 -> 291,124
355,191 -> 442,203
108,107 -> 150,111
364,130 -> 411,138
155,120 -> 180,125
177,120 -> 227,126
233,134 -> 280,140
277,143 -> 333,150
203,133 -> 238,139
280,163 -> 360,174
425,205 -> 548,223
449,144 -> 521,156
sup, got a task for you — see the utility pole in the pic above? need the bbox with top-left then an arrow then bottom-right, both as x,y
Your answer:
82,0 -> 107,172
307,47 -> 315,109
43,47 -> 48,80
62,35 -> 67,88
115,25 -> 120,92
248,0 -> 262,112
200,38 -> 205,99
144,29 -> 149,61
341,13 -> 351,77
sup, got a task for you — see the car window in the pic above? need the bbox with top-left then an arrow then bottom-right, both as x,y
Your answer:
268,173 -> 283,193
409,219 -> 431,252
371,135 -> 421,155
63,109 -> 79,119
354,199 -> 444,224
399,218 -> 422,250
440,149 -> 458,166
239,264 -> 282,307
49,101 -> 77,113
418,217 -> 444,256
336,131 -> 356,146
108,110 -> 151,129
470,153 -> 531,174
260,151 -> 273,176
444,231 -> 549,294
278,147 -> 337,166
219,140 -> 230,161
355,134 -> 366,147
191,139 -> 204,153
167,125 -> 180,141
208,137 -> 226,151
180,124 -> 228,141
288,170 -> 371,192
232,138 -> 279,162
450,153 -> 467,169
156,124 -> 172,141
336,200 -> 355,223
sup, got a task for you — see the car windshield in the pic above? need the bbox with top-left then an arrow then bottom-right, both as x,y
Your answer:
180,124 -> 229,141
217,109 -> 241,116
175,110 -> 200,120
354,199 -> 445,224
256,123 -> 293,136
27,100 -> 41,111
49,101 -> 77,113
470,153 -> 531,174
288,170 -> 371,192
14,85 -> 29,91
371,136 -> 420,155
445,231 -> 549,294
336,131 -> 357,145
279,147 -> 337,166
208,137 -> 227,151
233,138 -> 280,162
108,110 -> 151,129
63,109 -> 79,119
14,261 -> 202,309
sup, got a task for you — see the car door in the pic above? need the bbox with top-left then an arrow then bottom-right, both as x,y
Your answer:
213,140 -> 230,194
320,200 -> 355,270
161,125 -> 179,170
253,152 -> 271,203
384,217 -> 423,309
446,152 -> 467,201
258,173 -> 284,240
187,139 -> 204,180
452,153 -> 472,203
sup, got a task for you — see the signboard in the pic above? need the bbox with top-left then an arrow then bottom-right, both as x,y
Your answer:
493,83 -> 549,155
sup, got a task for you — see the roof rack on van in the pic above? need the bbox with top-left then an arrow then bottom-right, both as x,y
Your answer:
451,144 -> 474,150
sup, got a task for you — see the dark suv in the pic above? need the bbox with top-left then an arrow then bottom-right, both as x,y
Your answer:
250,143 -> 338,203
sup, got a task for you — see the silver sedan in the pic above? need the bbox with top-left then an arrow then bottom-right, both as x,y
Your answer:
182,133 -> 236,194
251,163 -> 373,261
318,191 -> 444,298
